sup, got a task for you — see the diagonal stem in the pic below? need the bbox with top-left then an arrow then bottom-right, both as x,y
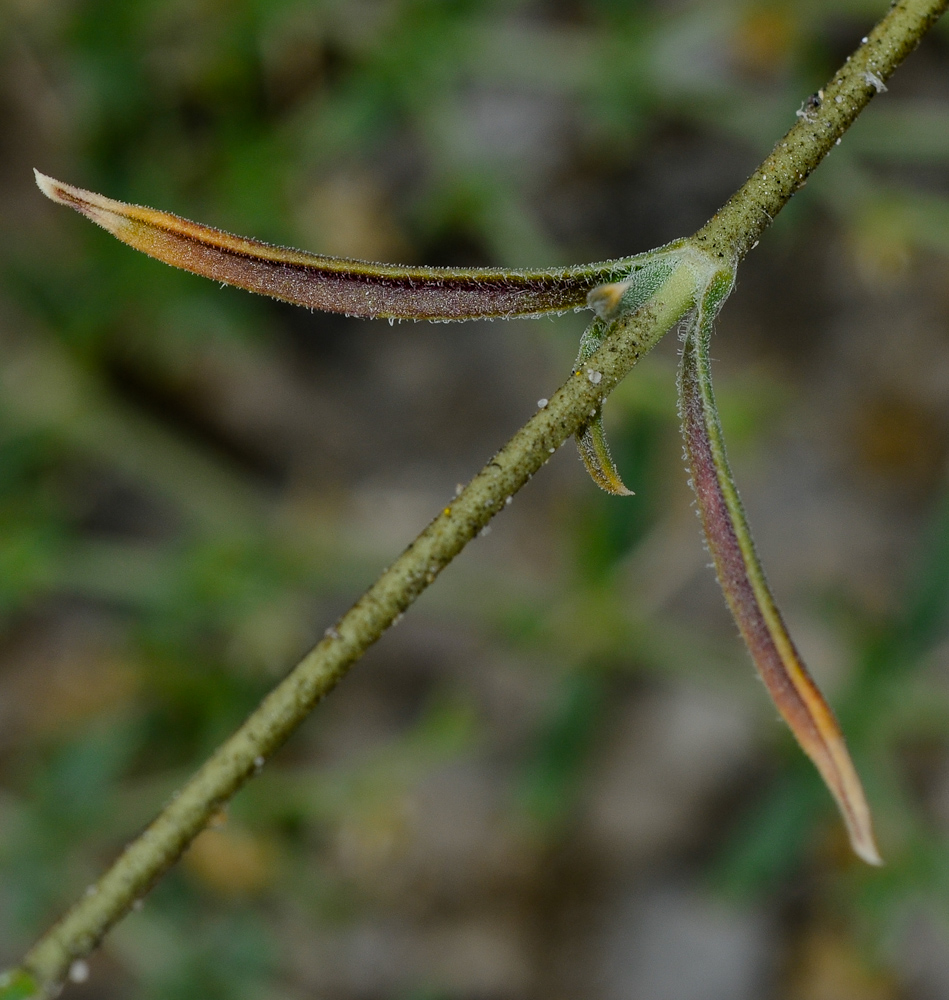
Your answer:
12,261 -> 699,999
695,0 -> 948,262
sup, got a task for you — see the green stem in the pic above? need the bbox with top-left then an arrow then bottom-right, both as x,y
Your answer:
695,0 -> 948,262
13,260 -> 698,999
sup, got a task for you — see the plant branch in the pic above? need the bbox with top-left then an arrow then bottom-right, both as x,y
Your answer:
6,1 -> 946,995
696,0 -> 948,262
11,258 -> 698,998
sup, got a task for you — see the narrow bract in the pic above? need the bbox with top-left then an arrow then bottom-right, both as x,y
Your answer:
677,270 -> 881,866
33,171 -> 634,322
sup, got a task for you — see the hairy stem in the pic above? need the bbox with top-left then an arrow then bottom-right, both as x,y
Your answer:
696,0 -> 948,262
13,260 -> 699,998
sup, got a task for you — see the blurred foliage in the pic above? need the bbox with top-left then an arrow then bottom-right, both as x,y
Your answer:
3,0 -> 949,997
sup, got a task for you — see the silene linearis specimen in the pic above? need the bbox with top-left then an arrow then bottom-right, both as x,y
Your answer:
16,3 -> 949,996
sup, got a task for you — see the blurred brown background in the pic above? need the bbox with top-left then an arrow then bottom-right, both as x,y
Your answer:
3,0 -> 949,997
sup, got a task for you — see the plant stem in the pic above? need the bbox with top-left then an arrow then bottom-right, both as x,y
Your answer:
6,1 -> 946,995
15,261 -> 698,998
696,0 -> 948,261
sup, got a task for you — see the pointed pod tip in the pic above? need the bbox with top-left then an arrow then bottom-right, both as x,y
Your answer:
584,465 -> 636,496
828,737 -> 882,867
33,168 -> 60,201
588,477 -> 635,496
575,414 -> 636,496
850,826 -> 883,866
33,170 -> 90,214
31,170 -> 135,242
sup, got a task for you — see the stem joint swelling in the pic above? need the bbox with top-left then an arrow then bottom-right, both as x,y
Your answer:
10,0 -> 949,993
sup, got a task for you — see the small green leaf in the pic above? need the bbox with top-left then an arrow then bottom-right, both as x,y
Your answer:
586,253 -> 678,321
573,318 -> 633,494
576,408 -> 634,496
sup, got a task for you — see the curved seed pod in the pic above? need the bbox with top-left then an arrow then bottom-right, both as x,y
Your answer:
678,271 -> 881,866
34,171 -> 638,322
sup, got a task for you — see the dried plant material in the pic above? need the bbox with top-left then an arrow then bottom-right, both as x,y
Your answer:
34,171 -> 631,322
587,279 -> 631,320
678,275 -> 881,866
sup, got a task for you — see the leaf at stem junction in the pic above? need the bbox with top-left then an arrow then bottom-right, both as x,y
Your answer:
573,316 -> 634,495
576,408 -> 634,496
678,272 -> 881,866
34,171 -> 635,322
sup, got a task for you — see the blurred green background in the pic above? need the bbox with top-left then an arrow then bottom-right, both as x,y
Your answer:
3,0 -> 949,997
